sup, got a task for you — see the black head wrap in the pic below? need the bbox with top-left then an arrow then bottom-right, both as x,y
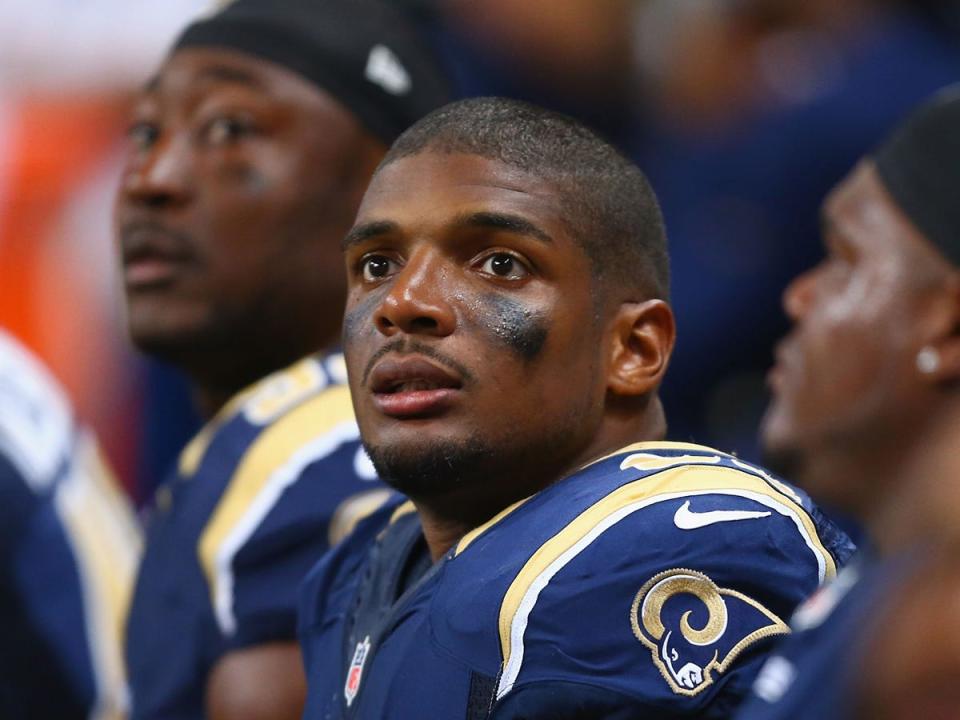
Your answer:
172,0 -> 450,145
874,85 -> 960,267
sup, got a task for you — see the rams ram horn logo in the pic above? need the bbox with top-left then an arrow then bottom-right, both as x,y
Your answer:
631,568 -> 789,696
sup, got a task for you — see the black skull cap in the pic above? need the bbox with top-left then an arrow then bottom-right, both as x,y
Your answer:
172,0 -> 451,145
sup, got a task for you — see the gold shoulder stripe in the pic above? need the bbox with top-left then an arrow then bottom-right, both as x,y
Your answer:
458,442 -> 730,557
329,490 -> 394,546
57,435 -> 141,720
495,463 -> 836,699
620,453 -> 723,472
198,384 -> 355,618
178,356 -> 323,478
389,500 -> 417,525
177,382 -> 262,479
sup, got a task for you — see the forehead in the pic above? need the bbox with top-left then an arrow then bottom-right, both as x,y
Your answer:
142,47 -> 332,112
824,161 -> 937,263
357,152 -> 571,239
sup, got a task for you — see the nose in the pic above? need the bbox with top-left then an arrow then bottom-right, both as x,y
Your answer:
119,133 -> 192,210
374,249 -> 456,338
783,267 -> 816,321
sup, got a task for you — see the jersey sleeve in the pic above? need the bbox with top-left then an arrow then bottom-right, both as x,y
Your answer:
491,465 -> 841,718
0,332 -> 141,720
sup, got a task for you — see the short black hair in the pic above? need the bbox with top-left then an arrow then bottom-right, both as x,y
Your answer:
379,97 -> 670,300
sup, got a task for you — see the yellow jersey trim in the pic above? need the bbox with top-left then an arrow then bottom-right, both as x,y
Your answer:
496,463 -> 836,690
198,384 -> 355,627
57,435 -> 141,720
455,442 -> 732,558
178,355 -> 325,478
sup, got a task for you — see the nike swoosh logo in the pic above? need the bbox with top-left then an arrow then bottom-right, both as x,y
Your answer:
673,500 -> 771,530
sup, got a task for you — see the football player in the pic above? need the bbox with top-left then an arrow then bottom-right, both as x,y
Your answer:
114,1 -> 448,718
734,87 -> 960,719
298,97 -> 854,719
0,329 -> 140,719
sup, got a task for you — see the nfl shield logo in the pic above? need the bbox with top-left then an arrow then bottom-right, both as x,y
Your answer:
344,636 -> 372,707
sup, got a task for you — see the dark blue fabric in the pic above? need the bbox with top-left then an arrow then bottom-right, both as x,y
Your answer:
0,453 -> 95,719
300,445 -> 853,719
733,552 -> 905,720
127,354 -> 383,720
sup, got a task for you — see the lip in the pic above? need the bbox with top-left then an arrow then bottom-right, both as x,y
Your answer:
119,220 -> 195,288
368,355 -> 463,418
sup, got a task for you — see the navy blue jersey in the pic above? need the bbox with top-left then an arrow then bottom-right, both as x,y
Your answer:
126,352 -> 387,719
300,442 -> 855,719
734,553 -> 902,720
0,330 -> 141,720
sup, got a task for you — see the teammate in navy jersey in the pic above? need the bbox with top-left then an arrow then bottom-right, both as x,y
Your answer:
114,1 -> 449,717
299,97 -> 853,719
734,87 -> 960,719
0,329 -> 141,720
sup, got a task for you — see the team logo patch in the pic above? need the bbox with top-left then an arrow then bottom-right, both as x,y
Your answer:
631,569 -> 789,696
344,636 -> 371,707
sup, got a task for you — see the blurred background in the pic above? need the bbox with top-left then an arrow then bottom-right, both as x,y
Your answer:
2,0 -> 957,504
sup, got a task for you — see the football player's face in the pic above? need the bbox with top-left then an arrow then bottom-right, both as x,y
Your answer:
342,152 -> 609,499
762,161 -> 946,505
114,48 -> 379,359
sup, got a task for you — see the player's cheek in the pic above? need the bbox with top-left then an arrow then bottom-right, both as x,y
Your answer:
471,292 -> 551,362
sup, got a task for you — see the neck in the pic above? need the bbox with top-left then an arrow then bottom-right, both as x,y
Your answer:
414,396 -> 668,561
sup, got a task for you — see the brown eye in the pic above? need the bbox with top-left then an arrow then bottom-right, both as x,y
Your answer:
480,253 -> 529,280
204,116 -> 255,146
361,255 -> 396,282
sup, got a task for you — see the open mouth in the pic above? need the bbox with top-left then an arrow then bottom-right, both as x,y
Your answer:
377,378 -> 459,394
370,357 -> 462,394
368,356 -> 463,417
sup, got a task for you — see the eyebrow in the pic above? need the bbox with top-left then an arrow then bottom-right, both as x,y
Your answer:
341,211 -> 555,252
342,220 -> 400,251
194,65 -> 266,89
452,211 -> 554,245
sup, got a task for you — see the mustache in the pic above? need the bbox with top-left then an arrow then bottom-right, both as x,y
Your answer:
361,339 -> 476,388
119,220 -> 196,264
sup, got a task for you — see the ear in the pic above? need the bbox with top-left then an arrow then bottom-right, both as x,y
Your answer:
919,276 -> 960,385
607,299 -> 676,397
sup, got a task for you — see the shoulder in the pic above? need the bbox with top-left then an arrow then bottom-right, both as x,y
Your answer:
179,352 -> 359,482
190,351 -> 369,576
179,353 -> 378,640
491,442 -> 852,714
579,441 -> 853,571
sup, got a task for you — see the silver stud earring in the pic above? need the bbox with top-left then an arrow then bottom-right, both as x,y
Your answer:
916,346 -> 941,375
